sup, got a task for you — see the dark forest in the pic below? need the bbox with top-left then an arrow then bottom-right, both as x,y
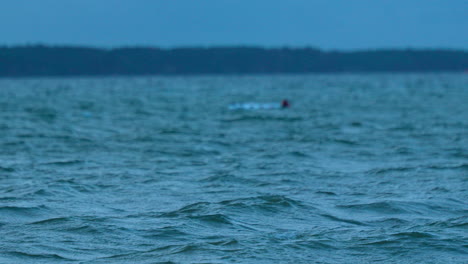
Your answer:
1,45 -> 467,77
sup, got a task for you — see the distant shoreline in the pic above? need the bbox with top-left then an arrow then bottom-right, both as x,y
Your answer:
1,45 -> 467,77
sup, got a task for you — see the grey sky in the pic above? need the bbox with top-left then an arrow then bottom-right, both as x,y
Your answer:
0,0 -> 466,50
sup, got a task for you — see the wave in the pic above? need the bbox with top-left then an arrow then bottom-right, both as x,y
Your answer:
392,231 -> 434,238
427,216 -> 468,229
218,195 -> 307,214
24,106 -> 58,121
29,217 -> 70,225
331,138 -> 359,146
160,202 -> 212,218
142,226 -> 189,240
199,174 -> 265,186
0,205 -> 48,216
0,166 -> 15,172
96,244 -> 204,262
42,159 -> 84,166
220,115 -> 303,123
319,214 -> 366,226
315,191 -> 337,196
367,166 -> 415,175
3,251 -> 74,261
336,201 -> 411,215
206,237 -> 239,246
160,195 -> 306,222
189,214 -> 233,225
426,163 -> 468,171
367,163 -> 468,175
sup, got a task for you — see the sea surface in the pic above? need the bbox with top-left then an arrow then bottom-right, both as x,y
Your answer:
0,74 -> 467,263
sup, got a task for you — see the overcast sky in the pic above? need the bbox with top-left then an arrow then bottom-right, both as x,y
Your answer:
0,0 -> 466,50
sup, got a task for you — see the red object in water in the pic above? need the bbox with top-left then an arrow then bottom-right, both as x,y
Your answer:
281,99 -> 290,108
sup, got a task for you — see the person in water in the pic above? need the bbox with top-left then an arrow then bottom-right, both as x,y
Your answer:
281,99 -> 290,108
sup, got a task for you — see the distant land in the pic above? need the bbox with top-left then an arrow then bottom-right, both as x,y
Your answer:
0,45 -> 467,77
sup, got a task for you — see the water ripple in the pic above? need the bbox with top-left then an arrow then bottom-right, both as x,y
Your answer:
1,74 -> 467,263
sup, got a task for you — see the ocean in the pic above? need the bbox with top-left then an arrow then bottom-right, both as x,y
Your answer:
0,74 -> 467,263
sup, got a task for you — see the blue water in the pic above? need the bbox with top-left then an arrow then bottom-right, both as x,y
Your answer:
0,74 -> 467,263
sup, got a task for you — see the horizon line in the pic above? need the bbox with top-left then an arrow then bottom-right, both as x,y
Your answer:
1,43 -> 467,52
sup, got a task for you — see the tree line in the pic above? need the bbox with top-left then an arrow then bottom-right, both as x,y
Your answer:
0,45 -> 467,77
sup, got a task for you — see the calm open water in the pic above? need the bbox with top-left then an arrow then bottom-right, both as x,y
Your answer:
0,74 -> 467,263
